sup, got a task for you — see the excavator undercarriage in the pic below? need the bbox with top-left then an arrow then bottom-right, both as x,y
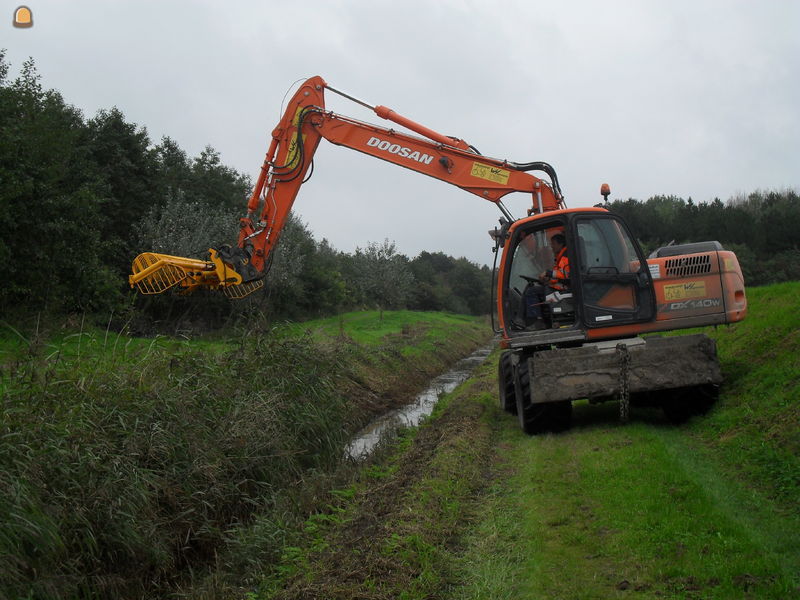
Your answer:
500,333 -> 722,434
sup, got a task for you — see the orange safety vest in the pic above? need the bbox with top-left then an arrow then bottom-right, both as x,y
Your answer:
548,247 -> 570,290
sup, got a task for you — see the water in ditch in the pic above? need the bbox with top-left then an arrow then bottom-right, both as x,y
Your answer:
346,344 -> 494,460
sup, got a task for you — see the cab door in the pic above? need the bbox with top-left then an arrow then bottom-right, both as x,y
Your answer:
571,215 -> 655,328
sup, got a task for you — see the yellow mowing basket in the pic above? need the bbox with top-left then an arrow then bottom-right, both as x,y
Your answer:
129,250 -> 264,298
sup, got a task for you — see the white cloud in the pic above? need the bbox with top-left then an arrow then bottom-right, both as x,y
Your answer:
5,0 -> 798,264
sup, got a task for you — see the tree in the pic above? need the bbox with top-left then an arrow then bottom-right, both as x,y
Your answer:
155,136 -> 192,200
262,213 -> 317,318
135,192 -> 240,258
352,240 -> 415,321
0,55 -> 119,313
408,251 -> 491,315
186,145 -> 251,211
449,258 -> 492,315
609,190 -> 800,287
86,106 -> 160,277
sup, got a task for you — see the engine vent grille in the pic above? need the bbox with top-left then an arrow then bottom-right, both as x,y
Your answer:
665,254 -> 712,277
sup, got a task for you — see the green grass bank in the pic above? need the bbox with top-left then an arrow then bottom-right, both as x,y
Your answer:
0,311 -> 490,600
259,281 -> 799,599
692,281 -> 800,506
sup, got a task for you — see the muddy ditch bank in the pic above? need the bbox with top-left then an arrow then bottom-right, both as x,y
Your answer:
264,350 -> 500,600
347,343 -> 494,459
1,315 -> 493,600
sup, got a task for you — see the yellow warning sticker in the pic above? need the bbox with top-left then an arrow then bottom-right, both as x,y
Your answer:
292,106 -> 306,127
664,281 -> 706,300
285,133 -> 306,169
471,162 -> 510,185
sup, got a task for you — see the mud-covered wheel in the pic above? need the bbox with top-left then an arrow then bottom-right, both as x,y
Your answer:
515,357 -> 573,435
515,357 -> 547,435
498,351 -> 517,415
662,384 -> 719,424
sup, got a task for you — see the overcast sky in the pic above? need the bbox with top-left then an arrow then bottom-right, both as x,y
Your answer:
6,0 -> 799,265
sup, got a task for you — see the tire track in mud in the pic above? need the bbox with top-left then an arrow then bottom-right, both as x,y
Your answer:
270,367 -> 498,600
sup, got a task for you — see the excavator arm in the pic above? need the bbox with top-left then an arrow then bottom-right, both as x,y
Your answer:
130,75 -> 565,297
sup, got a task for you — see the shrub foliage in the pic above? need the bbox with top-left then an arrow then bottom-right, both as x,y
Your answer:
0,54 -> 493,325
4,53 -> 794,327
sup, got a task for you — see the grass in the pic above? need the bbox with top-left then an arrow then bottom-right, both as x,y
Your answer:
259,357 -> 500,600
6,281 -> 792,599
450,281 -> 800,599
690,282 -> 800,506
454,411 -> 798,599
255,281 -> 800,599
0,310 -> 490,600
280,310 -> 486,357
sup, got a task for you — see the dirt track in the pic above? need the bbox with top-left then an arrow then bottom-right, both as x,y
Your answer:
266,351 -> 799,600
273,370 -> 496,599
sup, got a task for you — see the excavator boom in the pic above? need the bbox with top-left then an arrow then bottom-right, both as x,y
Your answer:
130,76 -> 563,296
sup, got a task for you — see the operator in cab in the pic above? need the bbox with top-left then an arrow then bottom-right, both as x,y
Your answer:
524,233 -> 570,330
541,233 -> 569,290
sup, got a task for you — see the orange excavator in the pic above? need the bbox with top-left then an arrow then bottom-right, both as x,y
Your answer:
130,76 -> 747,433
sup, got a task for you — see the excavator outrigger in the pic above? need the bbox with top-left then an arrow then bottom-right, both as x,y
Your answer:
130,76 -> 747,433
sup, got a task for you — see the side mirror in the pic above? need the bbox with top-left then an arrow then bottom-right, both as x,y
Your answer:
488,217 -> 511,251
637,266 -> 651,288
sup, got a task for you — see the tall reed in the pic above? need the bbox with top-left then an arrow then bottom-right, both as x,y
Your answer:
1,315 -> 487,599
1,326 -> 355,599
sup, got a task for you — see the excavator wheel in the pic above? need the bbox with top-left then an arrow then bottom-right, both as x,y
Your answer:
498,351 -> 517,415
514,356 -> 572,435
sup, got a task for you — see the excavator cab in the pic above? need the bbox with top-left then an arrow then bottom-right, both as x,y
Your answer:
500,209 -> 656,339
573,214 -> 656,328
504,219 -> 575,331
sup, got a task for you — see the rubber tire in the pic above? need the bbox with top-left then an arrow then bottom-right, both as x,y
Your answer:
498,351 -> 517,415
515,357 -> 547,435
515,356 -> 573,435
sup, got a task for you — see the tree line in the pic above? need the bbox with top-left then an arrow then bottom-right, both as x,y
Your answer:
2,54 -> 796,329
607,191 -> 800,286
0,54 -> 490,328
